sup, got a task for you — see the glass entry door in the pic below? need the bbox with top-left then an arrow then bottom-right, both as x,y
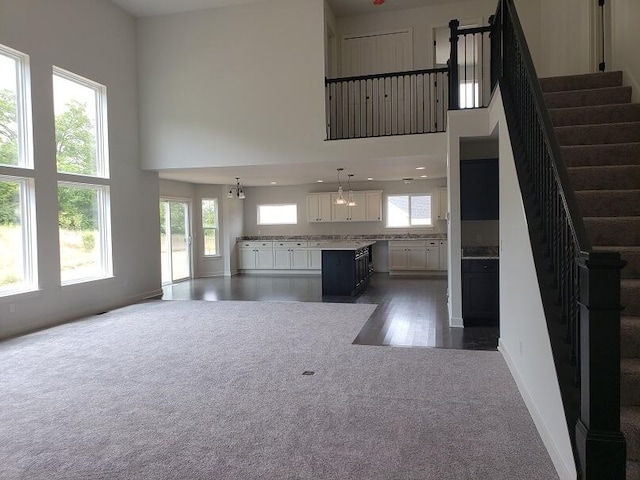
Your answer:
160,200 -> 191,284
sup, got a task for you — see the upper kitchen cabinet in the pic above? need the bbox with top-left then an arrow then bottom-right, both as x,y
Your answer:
307,193 -> 332,223
436,187 -> 448,221
326,190 -> 383,222
460,159 -> 499,220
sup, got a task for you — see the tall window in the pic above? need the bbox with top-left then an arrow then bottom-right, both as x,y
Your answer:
387,194 -> 432,228
54,67 -> 111,284
0,44 -> 36,296
202,198 -> 218,256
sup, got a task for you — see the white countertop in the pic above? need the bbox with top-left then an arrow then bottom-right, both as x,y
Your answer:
318,241 -> 376,251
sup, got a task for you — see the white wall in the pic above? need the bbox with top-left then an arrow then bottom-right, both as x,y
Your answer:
136,0 -> 448,174
0,0 -> 161,339
335,0 -> 496,73
488,87 -> 576,480
241,178 -> 447,237
611,0 -> 640,102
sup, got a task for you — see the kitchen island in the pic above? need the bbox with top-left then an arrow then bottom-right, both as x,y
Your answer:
321,242 -> 375,296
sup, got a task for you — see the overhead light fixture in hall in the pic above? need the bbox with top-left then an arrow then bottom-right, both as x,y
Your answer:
347,174 -> 357,207
335,168 -> 347,205
415,166 -> 426,170
227,177 -> 245,199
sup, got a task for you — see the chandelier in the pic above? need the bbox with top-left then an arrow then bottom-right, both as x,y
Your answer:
227,177 -> 245,199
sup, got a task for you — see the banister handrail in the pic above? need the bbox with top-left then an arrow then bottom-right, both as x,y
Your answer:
457,24 -> 492,36
325,67 -> 448,85
500,0 -> 592,255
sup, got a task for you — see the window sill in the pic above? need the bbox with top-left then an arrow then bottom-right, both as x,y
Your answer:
0,288 -> 42,303
61,275 -> 115,288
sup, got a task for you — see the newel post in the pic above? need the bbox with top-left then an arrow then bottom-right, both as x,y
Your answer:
448,19 -> 460,110
575,250 -> 627,479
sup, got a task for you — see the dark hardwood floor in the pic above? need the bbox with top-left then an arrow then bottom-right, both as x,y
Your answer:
161,273 -> 499,351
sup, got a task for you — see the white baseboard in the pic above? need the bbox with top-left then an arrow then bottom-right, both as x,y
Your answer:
449,316 -> 463,328
238,269 -> 321,276
623,69 -> 640,103
498,340 -> 577,480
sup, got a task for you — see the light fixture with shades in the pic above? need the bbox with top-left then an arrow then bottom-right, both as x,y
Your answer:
347,174 -> 357,207
227,177 -> 245,199
335,168 -> 347,205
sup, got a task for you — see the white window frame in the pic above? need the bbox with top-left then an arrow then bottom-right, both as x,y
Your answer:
201,198 -> 219,257
257,204 -> 298,226
57,180 -> 112,285
0,174 -> 38,296
53,66 -> 109,179
0,44 -> 37,297
386,194 -> 433,228
0,44 -> 33,169
53,66 -> 112,285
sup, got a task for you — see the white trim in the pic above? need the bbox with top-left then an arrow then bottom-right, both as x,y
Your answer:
52,66 -> 109,179
449,316 -> 463,328
499,339 -> 577,480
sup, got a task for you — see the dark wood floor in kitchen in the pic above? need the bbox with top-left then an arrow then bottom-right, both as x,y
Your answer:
161,273 -> 499,351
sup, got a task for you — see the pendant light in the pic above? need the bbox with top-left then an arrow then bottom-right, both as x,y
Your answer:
335,168 -> 347,205
227,177 -> 245,199
347,174 -> 357,207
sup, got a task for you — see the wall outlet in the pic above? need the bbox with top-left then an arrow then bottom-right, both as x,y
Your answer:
9,303 -> 15,313
476,234 -> 483,244
519,341 -> 524,356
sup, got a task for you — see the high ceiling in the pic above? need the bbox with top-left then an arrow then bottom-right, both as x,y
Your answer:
108,0 -> 469,186
109,0 -> 469,18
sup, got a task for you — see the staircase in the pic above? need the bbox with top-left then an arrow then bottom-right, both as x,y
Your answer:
541,71 -> 640,480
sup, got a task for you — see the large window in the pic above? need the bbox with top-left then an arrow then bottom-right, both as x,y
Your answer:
0,44 -> 36,296
202,198 -> 218,256
257,204 -> 297,225
54,67 -> 112,284
387,194 -> 432,228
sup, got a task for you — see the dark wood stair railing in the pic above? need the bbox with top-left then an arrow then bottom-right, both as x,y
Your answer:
485,0 -> 627,478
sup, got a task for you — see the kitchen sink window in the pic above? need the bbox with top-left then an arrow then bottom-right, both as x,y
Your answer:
257,204 -> 297,225
386,194 -> 432,228
202,198 -> 218,256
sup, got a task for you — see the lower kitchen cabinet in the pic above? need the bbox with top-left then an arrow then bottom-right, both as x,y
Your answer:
389,240 -> 445,273
238,242 -> 274,270
273,241 -> 308,269
462,259 -> 499,326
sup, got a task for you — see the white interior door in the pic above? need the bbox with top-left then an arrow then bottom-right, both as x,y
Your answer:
342,30 -> 412,77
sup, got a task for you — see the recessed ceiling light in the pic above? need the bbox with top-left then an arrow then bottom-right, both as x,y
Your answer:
420,175 -> 428,178
270,181 -> 277,185
317,180 -> 324,183
367,177 -> 373,181
415,166 -> 426,170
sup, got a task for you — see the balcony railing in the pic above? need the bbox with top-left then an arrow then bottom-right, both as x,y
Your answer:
325,68 -> 448,140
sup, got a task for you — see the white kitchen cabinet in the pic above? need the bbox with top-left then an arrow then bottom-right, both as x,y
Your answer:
426,241 -> 441,270
388,241 -> 427,271
436,187 -> 448,221
365,191 -> 383,221
330,192 -> 368,222
307,193 -> 332,223
307,241 -> 324,270
274,241 -> 308,269
238,241 -> 274,269
439,240 -> 448,270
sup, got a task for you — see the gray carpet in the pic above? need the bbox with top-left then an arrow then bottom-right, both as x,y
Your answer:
0,300 -> 558,479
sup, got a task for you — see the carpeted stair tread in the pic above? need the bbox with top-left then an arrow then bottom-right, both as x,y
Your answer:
584,217 -> 640,246
622,280 -> 640,317
594,246 -> 640,279
622,357 -> 640,406
568,165 -> 640,190
628,460 -> 640,480
622,316 -> 640,359
550,104 -> 640,127
621,406 -> 640,461
544,86 -> 631,109
561,143 -> 640,167
575,190 -> 640,217
539,71 -> 623,93
555,122 -> 640,146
